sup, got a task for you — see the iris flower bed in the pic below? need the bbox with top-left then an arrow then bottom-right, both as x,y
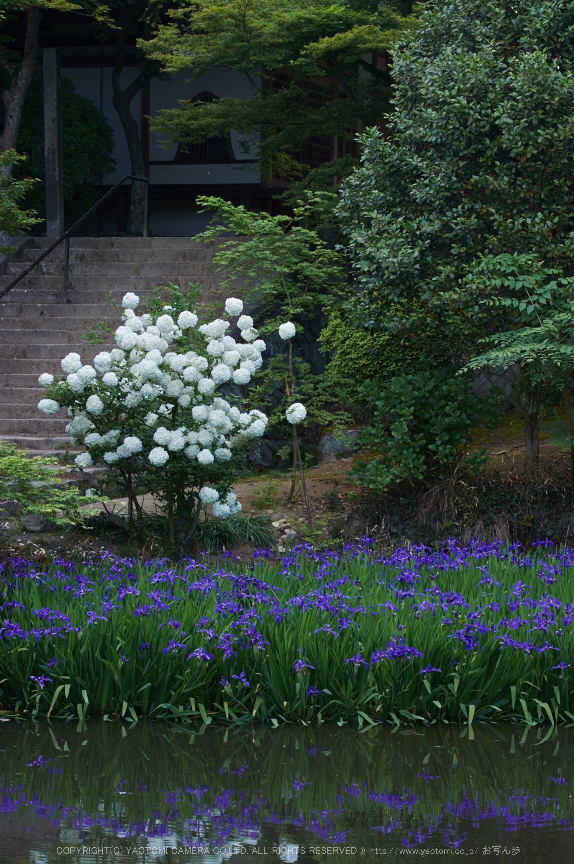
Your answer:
1,539 -> 573,725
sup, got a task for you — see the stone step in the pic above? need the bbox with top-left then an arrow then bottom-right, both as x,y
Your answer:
0,274 -> 216,292
14,247 -> 216,265
0,328 -> 81,344
0,316 -> 116,331
0,387 -> 44,404
0,434 -> 74,453
0,402 -> 68,420
0,284 -> 221,305
0,373 -> 48,388
0,342 -> 113,360
0,417 -> 68,435
0,303 -> 117,317
5,260 -> 218,278
1,351 -> 112,371
25,236 -> 218,248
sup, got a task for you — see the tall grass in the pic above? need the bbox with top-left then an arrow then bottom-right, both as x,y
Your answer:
1,538 -> 573,725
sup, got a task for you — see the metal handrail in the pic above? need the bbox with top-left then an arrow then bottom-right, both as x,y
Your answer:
0,174 -> 149,303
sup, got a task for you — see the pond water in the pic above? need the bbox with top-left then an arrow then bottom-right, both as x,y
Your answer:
0,721 -> 573,864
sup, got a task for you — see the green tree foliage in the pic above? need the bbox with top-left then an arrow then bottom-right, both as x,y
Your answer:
0,440 -> 88,526
352,368 -> 493,494
11,70 -> 115,223
141,0 -> 417,190
0,148 -> 39,250
338,0 -> 574,341
463,253 -> 574,471
195,194 -> 355,432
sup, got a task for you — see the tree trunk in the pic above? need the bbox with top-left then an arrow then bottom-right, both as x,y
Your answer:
111,24 -> 149,234
0,8 -> 41,175
520,391 -> 539,473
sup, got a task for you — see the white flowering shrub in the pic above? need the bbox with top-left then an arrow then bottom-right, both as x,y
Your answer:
38,288 -> 268,547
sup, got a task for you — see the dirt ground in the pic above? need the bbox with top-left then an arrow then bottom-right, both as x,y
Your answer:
3,413 -> 574,563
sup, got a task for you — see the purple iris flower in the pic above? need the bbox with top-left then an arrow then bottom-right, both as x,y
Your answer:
293,659 -> 315,673
30,675 -> 51,690
345,653 -> 369,669
187,647 -> 213,662
419,664 -> 442,674
552,663 -> 570,670
292,778 -> 311,791
232,672 -> 250,688
306,686 -> 322,698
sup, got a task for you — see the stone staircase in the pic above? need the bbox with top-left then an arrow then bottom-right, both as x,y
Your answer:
0,236 -> 224,458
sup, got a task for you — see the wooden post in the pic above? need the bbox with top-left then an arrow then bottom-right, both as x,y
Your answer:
43,49 -> 64,238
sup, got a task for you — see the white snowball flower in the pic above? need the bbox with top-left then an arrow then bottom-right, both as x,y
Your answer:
198,377 -> 216,395
123,436 -> 143,455
166,379 -> 184,397
191,356 -> 209,372
75,452 -> 93,469
222,335 -> 237,350
233,368 -> 251,385
178,310 -> 198,329
115,444 -> 130,458
286,402 -> 307,424
153,426 -> 171,446
140,314 -> 152,328
110,348 -> 125,362
103,451 -> 120,464
248,418 -> 267,437
199,319 -> 229,340
156,314 -> 175,335
104,429 -> 121,444
125,391 -> 142,407
279,321 -> 296,340
207,339 -> 225,357
197,449 -> 214,465
240,359 -> 257,375
184,444 -> 200,459
213,397 -> 231,412
183,365 -> 201,383
222,350 -> 240,367
197,428 -> 214,446
225,297 -> 243,316
149,447 -> 169,466
84,432 -> 104,447
61,352 -> 82,374
252,339 -> 266,352
199,486 -> 219,504
122,292 -> 139,309
212,501 -> 231,518
66,373 -> 84,393
102,372 -> 119,386
228,406 -> 241,422
125,316 -> 144,333
215,447 -> 232,461
241,328 -> 258,342
85,395 -> 104,415
169,354 -> 188,373
178,394 -> 192,408
115,328 -> 138,351
211,363 -> 232,384
192,410 -> 210,429
38,398 -> 60,415
77,365 -> 97,384
238,314 -> 254,331
167,431 -> 186,451
38,373 -> 54,387
140,382 -> 160,399
67,415 -> 94,437
145,412 -> 158,426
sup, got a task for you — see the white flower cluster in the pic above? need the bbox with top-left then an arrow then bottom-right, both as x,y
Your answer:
37,293 -> 269,519
199,485 -> 241,518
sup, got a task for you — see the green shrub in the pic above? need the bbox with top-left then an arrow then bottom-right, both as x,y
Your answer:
353,368 -> 495,493
0,441 -> 87,526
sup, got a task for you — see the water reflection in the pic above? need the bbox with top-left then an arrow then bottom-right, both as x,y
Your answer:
0,721 -> 573,863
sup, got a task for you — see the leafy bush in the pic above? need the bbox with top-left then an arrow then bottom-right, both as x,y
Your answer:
0,150 -> 40,251
37,288 -> 269,548
0,441 -> 86,527
353,368 -> 494,493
